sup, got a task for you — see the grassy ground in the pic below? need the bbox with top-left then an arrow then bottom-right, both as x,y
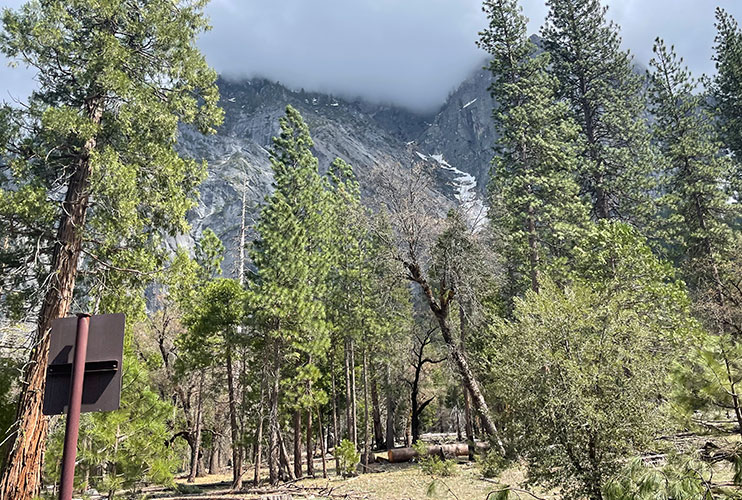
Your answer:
157,440 -> 740,500
162,459 -> 547,500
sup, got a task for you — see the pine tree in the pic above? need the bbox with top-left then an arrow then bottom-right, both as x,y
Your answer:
0,1 -> 222,497
541,0 -> 657,224
649,39 -> 742,437
326,158 -> 366,453
249,105 -> 332,484
479,0 -> 589,301
182,278 -> 246,489
647,39 -> 739,293
713,7 -> 742,176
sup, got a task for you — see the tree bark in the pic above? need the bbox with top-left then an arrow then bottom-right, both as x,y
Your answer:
350,343 -> 357,447
0,98 -> 103,500
209,435 -> 217,474
268,351 -> 281,485
188,372 -> 205,482
226,346 -> 242,490
385,362 -> 396,450
362,348 -> 370,470
293,411 -> 302,479
370,366 -> 384,449
306,408 -> 314,476
317,408 -> 327,478
331,353 -> 341,475
527,200 -> 540,293
253,372 -> 266,486
277,427 -> 295,481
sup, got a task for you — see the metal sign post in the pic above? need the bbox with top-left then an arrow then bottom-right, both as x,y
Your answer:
43,313 -> 125,500
57,314 -> 90,500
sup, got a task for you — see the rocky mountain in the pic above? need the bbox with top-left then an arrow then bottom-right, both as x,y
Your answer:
176,61 -> 497,274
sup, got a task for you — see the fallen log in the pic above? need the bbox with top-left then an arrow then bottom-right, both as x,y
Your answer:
387,442 -> 489,463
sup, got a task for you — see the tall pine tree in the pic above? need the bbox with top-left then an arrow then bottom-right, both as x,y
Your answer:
541,0 -> 657,224
479,0 -> 589,301
649,38 -> 742,438
0,2 -> 222,497
249,105 -> 331,484
713,7 -> 742,191
648,39 -> 739,292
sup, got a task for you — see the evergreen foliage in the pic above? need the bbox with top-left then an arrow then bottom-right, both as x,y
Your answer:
541,0 -> 657,225
485,223 -> 693,500
648,38 -> 740,289
479,0 -> 589,301
713,8 -> 742,177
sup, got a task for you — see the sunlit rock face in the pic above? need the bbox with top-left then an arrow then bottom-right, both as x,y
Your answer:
177,63 -> 497,275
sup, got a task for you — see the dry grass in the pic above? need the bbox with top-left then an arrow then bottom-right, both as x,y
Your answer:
165,459 -> 547,500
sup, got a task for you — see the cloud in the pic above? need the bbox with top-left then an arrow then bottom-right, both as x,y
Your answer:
198,0 -> 490,112
0,0 -> 741,111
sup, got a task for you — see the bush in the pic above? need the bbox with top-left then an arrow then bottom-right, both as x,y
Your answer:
480,449 -> 507,479
412,441 -> 458,477
336,439 -> 360,477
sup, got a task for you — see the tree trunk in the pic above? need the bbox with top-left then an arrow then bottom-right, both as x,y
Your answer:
370,367 -> 384,449
0,99 -> 103,500
253,372 -> 266,486
331,354 -> 341,475
188,372 -> 205,483
306,408 -> 314,477
527,200 -> 540,292
404,413 -> 411,447
107,425 -> 121,500
362,348 -> 370,470
459,304 -> 475,461
385,362 -> 396,450
277,427 -> 295,481
268,352 -> 281,485
350,342 -> 357,448
209,436 -> 217,475
405,261 -> 505,455
464,386 -> 475,461
293,410 -> 302,479
317,408 -> 327,478
344,337 -> 356,446
226,346 -> 242,490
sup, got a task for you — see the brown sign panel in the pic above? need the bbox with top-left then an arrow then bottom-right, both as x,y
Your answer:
43,314 -> 125,415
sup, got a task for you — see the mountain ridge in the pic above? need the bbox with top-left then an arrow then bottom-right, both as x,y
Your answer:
176,61 -> 498,274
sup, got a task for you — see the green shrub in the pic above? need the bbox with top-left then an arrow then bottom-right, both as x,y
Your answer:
336,439 -> 360,477
412,441 -> 457,477
480,449 -> 507,478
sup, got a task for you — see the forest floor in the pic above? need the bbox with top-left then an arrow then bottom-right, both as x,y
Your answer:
151,457 -> 551,500
147,456 -> 740,500
148,434 -> 741,500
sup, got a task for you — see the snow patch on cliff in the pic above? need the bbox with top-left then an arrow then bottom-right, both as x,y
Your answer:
428,153 -> 487,231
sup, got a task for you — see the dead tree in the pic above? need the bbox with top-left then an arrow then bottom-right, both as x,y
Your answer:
376,163 -> 506,455
406,327 -> 445,443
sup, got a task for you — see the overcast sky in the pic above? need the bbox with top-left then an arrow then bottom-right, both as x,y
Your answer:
1,0 -> 741,112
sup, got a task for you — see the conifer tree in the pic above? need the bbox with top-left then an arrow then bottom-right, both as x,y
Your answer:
182,278 -> 246,489
0,1 -> 222,497
713,8 -> 742,174
647,39 -> 739,294
541,0 -> 656,224
249,106 -> 331,484
479,0 -> 589,300
326,158 -> 367,452
649,39 -> 742,436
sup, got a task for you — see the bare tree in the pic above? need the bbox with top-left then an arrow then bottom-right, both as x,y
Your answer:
375,163 -> 505,455
405,326 -> 445,443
